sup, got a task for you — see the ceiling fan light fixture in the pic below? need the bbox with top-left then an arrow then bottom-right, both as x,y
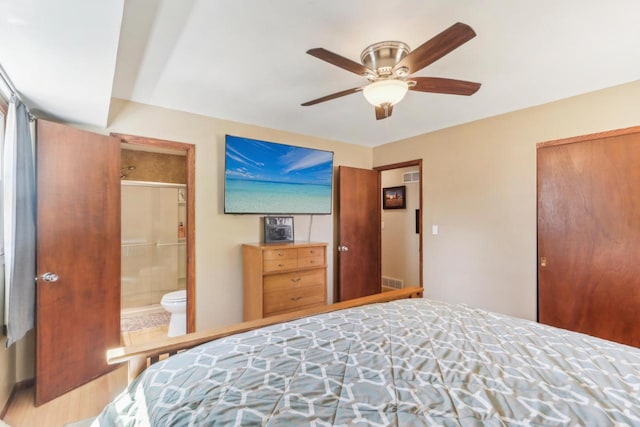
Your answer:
363,79 -> 408,106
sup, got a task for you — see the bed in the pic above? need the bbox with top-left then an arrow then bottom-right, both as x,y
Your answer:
95,288 -> 640,426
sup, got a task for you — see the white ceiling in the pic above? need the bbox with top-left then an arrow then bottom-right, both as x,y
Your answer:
1,1 -> 640,147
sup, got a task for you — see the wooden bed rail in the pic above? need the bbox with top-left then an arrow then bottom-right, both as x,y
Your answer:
108,287 -> 423,382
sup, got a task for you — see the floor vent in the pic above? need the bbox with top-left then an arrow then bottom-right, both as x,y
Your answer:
382,276 -> 404,289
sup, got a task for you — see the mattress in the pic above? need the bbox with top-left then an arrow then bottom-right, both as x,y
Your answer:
94,299 -> 640,426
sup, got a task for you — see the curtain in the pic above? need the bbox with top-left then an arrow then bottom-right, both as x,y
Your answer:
0,109 -> 5,328
3,96 -> 36,348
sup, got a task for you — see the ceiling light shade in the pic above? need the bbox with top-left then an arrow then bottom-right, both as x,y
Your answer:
363,79 -> 409,106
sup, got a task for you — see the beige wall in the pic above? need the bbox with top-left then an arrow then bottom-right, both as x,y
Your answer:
105,99 -> 372,330
15,331 -> 33,382
381,167 -> 420,287
373,79 -> 640,320
0,338 -> 16,413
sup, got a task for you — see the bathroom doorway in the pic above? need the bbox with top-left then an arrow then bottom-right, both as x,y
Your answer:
112,133 -> 195,345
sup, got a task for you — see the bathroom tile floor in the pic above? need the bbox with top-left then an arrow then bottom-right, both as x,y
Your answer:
121,310 -> 170,332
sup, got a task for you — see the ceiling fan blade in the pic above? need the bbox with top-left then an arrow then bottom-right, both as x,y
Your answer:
301,87 -> 362,106
375,103 -> 393,120
395,22 -> 476,74
307,48 -> 373,76
410,77 -> 481,96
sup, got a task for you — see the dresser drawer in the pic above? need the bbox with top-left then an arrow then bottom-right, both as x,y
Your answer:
298,255 -> 324,268
298,247 -> 324,258
264,269 -> 325,293
263,248 -> 297,261
263,282 -> 325,316
263,258 -> 298,273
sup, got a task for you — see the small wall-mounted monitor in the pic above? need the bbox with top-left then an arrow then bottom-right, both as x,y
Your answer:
224,135 -> 334,214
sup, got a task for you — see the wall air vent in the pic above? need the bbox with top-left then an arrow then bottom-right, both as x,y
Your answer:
403,171 -> 420,183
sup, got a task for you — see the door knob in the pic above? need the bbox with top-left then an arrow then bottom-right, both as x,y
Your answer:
337,245 -> 349,252
41,272 -> 59,283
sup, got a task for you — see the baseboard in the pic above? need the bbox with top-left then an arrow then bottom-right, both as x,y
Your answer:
0,379 -> 34,419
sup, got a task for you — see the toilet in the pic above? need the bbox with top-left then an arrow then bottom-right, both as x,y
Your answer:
160,289 -> 187,337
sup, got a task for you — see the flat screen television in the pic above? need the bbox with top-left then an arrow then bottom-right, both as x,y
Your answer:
224,135 -> 334,214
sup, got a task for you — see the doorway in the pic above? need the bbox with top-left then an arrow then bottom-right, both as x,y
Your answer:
35,123 -> 196,404
375,160 -> 423,290
337,160 -> 423,302
379,165 -> 421,290
111,133 -> 196,340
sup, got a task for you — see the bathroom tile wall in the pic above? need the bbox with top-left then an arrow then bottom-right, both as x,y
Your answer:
121,185 -> 187,309
121,149 -> 186,183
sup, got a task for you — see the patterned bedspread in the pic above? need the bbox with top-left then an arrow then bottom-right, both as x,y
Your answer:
94,299 -> 640,426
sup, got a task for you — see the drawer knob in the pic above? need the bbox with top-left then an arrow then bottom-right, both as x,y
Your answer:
278,263 -> 285,267
291,296 -> 301,301
291,277 -> 301,283
310,250 -> 314,254
278,252 -> 284,256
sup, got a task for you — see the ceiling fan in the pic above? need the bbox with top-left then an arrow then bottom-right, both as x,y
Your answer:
301,22 -> 481,120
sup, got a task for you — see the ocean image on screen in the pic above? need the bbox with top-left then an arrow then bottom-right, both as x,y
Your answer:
225,136 -> 334,214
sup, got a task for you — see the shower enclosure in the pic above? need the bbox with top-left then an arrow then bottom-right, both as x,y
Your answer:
121,181 -> 187,318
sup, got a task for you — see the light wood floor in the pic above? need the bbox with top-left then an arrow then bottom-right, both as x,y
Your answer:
2,366 -> 127,427
2,325 -> 169,426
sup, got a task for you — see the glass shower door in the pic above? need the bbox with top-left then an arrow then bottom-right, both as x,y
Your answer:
121,183 -> 183,309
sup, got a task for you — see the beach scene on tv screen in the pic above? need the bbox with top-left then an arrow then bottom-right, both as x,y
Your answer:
225,136 -> 333,214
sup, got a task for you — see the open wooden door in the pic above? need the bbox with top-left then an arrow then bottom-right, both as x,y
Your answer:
36,120 -> 121,405
337,166 -> 380,301
538,127 -> 640,347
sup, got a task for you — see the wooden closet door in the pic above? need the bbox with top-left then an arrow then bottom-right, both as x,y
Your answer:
537,128 -> 640,347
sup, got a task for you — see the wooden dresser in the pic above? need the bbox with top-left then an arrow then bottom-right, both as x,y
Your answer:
242,242 -> 327,321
